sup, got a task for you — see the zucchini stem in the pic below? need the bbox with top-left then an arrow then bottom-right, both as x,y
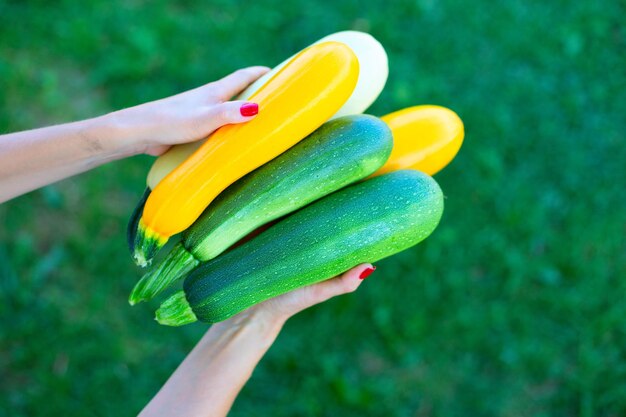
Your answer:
129,242 -> 199,305
155,290 -> 197,326
133,219 -> 168,267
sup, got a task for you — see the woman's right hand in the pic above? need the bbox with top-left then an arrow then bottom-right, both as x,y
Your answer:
140,264 -> 376,417
229,263 -> 376,332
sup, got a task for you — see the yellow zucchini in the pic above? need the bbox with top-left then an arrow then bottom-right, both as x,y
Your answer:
146,30 -> 387,189
132,41 -> 359,266
374,105 -> 464,176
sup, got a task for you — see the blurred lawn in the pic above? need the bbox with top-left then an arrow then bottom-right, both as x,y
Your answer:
1,0 -> 625,415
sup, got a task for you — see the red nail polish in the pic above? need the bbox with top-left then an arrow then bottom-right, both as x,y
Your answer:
359,266 -> 376,280
240,102 -> 259,117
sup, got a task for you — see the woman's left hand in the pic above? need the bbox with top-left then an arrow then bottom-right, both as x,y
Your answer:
106,66 -> 270,156
0,66 -> 269,202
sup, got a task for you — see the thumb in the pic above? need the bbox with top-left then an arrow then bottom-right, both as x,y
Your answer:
201,100 -> 259,134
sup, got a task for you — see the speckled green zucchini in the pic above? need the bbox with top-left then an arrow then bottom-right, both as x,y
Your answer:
155,170 -> 444,326
129,115 -> 393,305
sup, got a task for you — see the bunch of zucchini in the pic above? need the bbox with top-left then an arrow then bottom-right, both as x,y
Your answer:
126,31 -> 464,326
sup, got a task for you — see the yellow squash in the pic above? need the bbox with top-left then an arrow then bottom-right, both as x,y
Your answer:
133,41 -> 359,266
374,105 -> 464,176
147,30 -> 388,189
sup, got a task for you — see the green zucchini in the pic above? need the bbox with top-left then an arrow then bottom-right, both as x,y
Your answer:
129,115 -> 393,305
156,170 -> 444,326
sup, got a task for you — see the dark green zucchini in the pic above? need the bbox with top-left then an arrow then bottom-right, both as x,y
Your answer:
156,170 -> 444,325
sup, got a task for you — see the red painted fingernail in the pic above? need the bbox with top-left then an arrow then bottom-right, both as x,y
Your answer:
359,266 -> 376,280
240,102 -> 258,117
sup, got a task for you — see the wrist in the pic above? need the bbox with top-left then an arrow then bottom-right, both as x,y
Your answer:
86,110 -> 149,159
210,307 -> 285,350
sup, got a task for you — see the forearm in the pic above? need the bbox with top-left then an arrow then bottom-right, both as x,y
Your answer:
140,265 -> 370,416
139,309 -> 284,417
0,114 -> 140,203
0,67 -> 268,203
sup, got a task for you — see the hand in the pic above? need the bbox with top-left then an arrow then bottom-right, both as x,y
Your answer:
140,264 -> 376,417
218,263 -> 376,334
105,66 -> 270,156
0,66 -> 270,202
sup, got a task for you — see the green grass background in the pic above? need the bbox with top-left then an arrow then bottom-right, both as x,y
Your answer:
1,0 -> 625,415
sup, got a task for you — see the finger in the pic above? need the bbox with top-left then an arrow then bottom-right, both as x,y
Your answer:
300,264 -> 375,308
264,264 -> 376,320
210,66 -> 271,101
199,100 -> 259,134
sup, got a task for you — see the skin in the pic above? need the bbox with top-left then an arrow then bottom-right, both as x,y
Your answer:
140,265 -> 372,417
0,65 -> 375,416
0,66 -> 269,203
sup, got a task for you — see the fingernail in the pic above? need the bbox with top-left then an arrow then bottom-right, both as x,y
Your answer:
359,266 -> 376,280
240,102 -> 259,117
